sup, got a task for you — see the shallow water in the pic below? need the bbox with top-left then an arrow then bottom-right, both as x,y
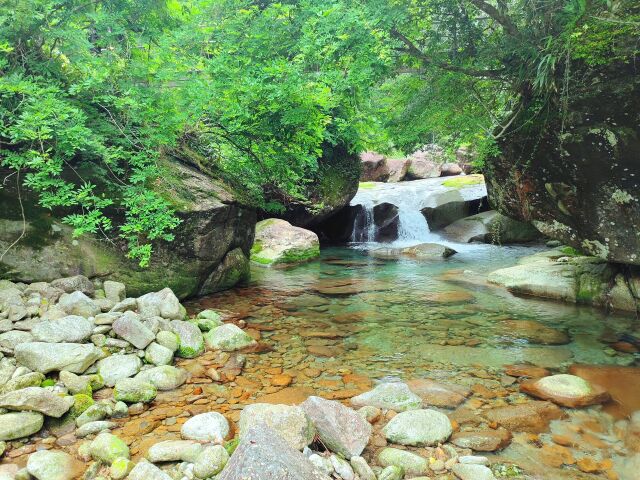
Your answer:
188,242 -> 639,479
195,243 -> 636,377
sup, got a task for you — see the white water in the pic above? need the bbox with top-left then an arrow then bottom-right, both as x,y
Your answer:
349,177 -> 487,248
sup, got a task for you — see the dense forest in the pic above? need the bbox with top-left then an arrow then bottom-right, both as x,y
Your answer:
1,0 -> 638,266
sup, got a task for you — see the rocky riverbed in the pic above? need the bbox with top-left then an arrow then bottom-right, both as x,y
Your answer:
0,245 -> 639,479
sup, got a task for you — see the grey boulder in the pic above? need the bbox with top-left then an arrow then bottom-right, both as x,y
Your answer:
0,387 -> 74,418
15,342 -> 104,374
32,315 -> 94,343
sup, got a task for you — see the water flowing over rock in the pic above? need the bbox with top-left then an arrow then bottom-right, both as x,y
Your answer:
301,396 -> 372,458
239,403 -> 315,450
483,401 -> 565,433
351,382 -> 422,412
15,342 -> 104,374
343,176 -> 487,244
251,219 -> 320,266
382,409 -> 453,446
218,423 -> 331,480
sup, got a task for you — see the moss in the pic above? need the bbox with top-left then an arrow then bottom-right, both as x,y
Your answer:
279,245 -> 320,264
358,182 -> 377,189
560,246 -> 582,256
224,438 -> 240,456
68,394 -> 94,418
41,378 -> 56,388
177,341 -> 204,359
442,174 -> 484,188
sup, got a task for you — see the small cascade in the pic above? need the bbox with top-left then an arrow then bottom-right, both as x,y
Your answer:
348,177 -> 486,247
351,202 -> 376,242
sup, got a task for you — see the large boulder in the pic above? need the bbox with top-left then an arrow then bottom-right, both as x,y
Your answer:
484,56 -> 640,266
369,243 -> 456,260
405,145 -> 445,180
301,396 -> 372,459
360,152 -> 390,182
421,179 -> 489,231
218,423 -> 331,480
0,160 -> 255,298
444,210 -> 540,243
15,342 -> 104,374
251,219 -> 320,266
387,158 -> 410,182
32,315 -> 94,343
488,248 -> 639,311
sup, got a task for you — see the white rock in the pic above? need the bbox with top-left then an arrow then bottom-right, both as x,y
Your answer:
181,412 -> 229,443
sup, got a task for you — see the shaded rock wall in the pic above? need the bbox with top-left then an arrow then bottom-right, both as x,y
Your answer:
485,62 -> 640,265
0,160 -> 256,299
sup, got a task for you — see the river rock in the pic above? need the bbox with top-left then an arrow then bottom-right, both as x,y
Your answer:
193,445 -> 229,478
452,463 -> 496,480
112,312 -> 154,349
350,456 -> 376,480
440,162 -> 463,176
0,411 -> 43,440
144,342 -> 173,366
51,275 -> 94,295
0,330 -> 33,351
360,151 -> 390,182
156,330 -> 179,352
76,420 -> 116,437
407,378 -> 471,408
382,408 -> 452,446
171,320 -> 205,358
218,423 -> 330,480
301,396 -> 371,458
378,448 -> 428,475
239,403 -> 314,450
89,432 -> 130,463
103,280 -> 126,303
351,382 -> 422,412
137,288 -> 184,320
406,147 -> 443,179
26,449 -> 83,480
57,291 -> 100,317
181,412 -> 229,443
444,210 -> 539,244
500,320 -> 569,345
113,378 -> 157,403
451,429 -> 512,451
32,315 -> 94,343
0,372 -> 45,394
76,403 -> 110,427
98,354 -> 142,387
251,219 -> 320,266
483,400 -> 566,433
204,324 -> 256,351
135,365 -> 187,390
386,158 -> 409,182
0,387 -> 74,417
378,466 -> 403,480
127,460 -> 172,480
370,243 -> 456,260
59,371 -> 91,395
520,374 -> 610,407
15,342 -> 103,374
147,440 -> 203,463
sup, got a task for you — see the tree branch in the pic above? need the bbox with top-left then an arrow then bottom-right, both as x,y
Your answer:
390,28 -> 507,80
467,0 -> 520,37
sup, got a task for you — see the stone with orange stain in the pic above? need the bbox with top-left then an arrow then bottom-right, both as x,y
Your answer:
540,444 -> 575,467
265,367 -> 282,375
520,374 -> 610,408
471,384 -> 497,399
254,386 -> 315,405
484,401 -> 565,433
271,374 -> 293,387
551,434 -> 575,447
569,364 -> 640,419
611,341 -> 638,353
504,364 -> 550,378
577,456 -> 600,473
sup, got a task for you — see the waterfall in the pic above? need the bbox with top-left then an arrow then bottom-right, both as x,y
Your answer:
349,177 -> 486,246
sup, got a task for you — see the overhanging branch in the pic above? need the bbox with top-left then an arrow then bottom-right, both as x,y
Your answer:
467,0 -> 520,37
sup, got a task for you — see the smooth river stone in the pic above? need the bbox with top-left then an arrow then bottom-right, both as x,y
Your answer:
520,374 -> 610,408
0,411 -> 44,440
351,382 -> 422,412
382,409 -> 452,446
406,378 -> 471,408
500,320 -> 570,345
27,449 -> 84,480
32,315 -> 94,343
15,342 -> 104,374
0,387 -> 74,417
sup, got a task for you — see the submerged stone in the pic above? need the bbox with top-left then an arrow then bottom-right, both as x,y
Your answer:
382,409 -> 452,446
351,382 -> 422,412
520,374 -> 610,408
